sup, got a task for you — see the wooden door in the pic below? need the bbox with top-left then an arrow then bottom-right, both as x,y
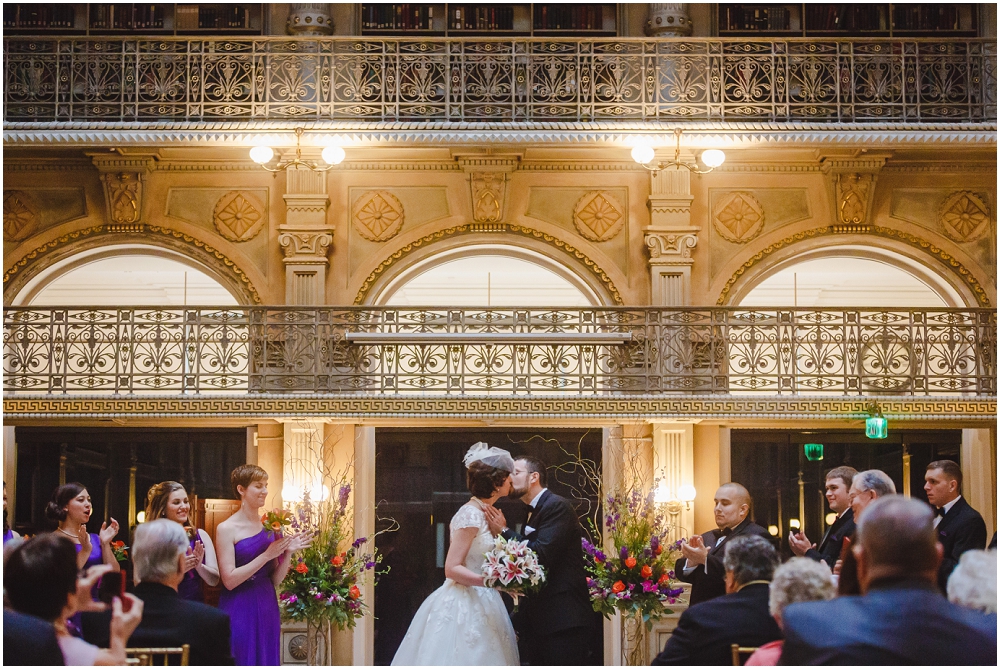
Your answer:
199,498 -> 242,607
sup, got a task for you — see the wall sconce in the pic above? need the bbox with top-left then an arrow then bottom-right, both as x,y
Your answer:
655,482 -> 697,516
250,127 -> 346,173
767,524 -> 779,537
135,511 -> 146,524
631,129 -> 725,175
865,400 -> 888,439
789,518 -> 801,530
825,512 -> 838,526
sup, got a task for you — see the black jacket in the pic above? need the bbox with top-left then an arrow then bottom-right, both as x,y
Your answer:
804,508 -> 855,569
674,517 -> 772,605
935,496 -> 987,591
501,489 -> 593,637
651,582 -> 781,666
780,577 -> 996,665
3,609 -> 64,666
81,581 -> 234,666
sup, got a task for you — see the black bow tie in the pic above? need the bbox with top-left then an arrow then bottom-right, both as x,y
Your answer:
719,527 -> 733,537
936,506 -> 946,517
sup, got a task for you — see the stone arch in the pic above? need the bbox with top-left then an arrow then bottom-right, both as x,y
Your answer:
4,228 -> 261,306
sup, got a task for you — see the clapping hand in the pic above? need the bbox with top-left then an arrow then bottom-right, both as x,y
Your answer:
788,531 -> 815,557
681,534 -> 709,567
483,506 -> 507,537
99,517 -> 120,545
76,564 -> 113,612
183,541 -> 205,573
286,531 -> 315,554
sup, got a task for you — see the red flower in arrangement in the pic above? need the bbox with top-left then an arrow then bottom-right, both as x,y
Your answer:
641,565 -> 653,579
349,585 -> 361,600
654,545 -> 663,556
624,556 -> 637,569
611,580 -> 626,594
658,573 -> 669,584
330,555 -> 344,567
295,562 -> 308,574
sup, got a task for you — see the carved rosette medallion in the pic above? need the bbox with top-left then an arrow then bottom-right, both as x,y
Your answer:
353,190 -> 404,242
939,191 -> 991,242
214,191 -> 265,242
3,190 -> 38,242
713,192 -> 764,243
574,191 -> 625,242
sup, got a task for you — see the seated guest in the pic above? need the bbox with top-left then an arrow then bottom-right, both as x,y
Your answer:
924,460 -> 988,591
4,609 -> 65,666
675,483 -> 771,605
5,534 -> 143,666
789,467 -> 856,569
745,558 -> 835,666
82,519 -> 234,666
780,496 -> 997,665
652,535 -> 781,666
836,469 -> 895,596
947,549 -> 997,614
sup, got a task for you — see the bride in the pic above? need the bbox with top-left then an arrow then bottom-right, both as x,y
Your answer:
392,443 -> 520,666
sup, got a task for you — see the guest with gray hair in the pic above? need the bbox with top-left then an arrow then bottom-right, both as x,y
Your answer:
745,558 -> 835,665
836,469 -> 897,595
652,535 -> 782,665
947,549 -> 997,614
780,496 -> 997,665
81,519 -> 234,665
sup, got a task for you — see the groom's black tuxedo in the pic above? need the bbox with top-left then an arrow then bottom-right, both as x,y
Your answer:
501,489 -> 595,665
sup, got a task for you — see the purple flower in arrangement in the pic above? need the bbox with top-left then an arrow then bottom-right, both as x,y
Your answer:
338,484 -> 352,510
642,580 -> 657,593
364,561 -> 376,570
586,578 -> 598,588
594,550 -> 606,563
642,548 -> 652,558
650,535 -> 660,552
287,594 -> 298,604
352,537 -> 366,549
667,587 -> 684,598
347,601 -> 360,612
619,545 -> 629,561
315,593 -> 325,600
667,570 -> 675,579
581,538 -> 595,554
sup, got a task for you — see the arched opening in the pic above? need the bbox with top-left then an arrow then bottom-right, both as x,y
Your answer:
12,245 -> 241,306
735,246 -> 963,308
376,244 -> 600,307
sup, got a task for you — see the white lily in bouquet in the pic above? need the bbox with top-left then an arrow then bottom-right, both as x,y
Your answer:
482,535 -> 546,609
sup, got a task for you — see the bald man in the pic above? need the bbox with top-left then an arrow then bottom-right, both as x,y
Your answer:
675,483 -> 772,605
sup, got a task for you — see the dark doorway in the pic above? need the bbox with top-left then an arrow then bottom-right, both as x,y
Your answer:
731,429 -> 962,557
13,427 -> 247,538
373,428 -> 604,666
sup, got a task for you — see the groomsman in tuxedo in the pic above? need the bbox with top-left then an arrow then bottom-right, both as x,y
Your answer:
789,466 -> 857,569
485,456 -> 594,666
674,483 -> 771,606
923,460 -> 987,591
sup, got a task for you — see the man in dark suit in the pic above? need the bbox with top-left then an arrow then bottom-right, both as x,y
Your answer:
924,459 -> 987,591
789,466 -> 856,569
674,483 -> 772,605
652,535 -> 782,665
3,609 -> 65,666
485,456 -> 594,666
82,519 -> 233,666
780,496 -> 996,665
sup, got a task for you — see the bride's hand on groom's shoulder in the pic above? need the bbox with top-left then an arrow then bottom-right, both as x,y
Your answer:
484,506 -> 507,537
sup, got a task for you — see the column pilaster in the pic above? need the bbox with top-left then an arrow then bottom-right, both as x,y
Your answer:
279,167 -> 332,305
645,165 -> 698,306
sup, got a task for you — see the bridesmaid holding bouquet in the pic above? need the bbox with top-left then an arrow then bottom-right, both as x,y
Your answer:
144,481 -> 220,602
217,465 -> 312,666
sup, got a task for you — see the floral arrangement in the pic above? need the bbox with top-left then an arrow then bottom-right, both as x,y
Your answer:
278,485 -> 384,631
582,490 -> 685,628
109,540 -> 129,562
481,535 -> 546,608
261,508 -> 292,537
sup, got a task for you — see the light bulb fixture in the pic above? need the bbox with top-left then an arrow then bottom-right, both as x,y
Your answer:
135,510 -> 146,524
789,518 -> 801,530
865,400 -> 888,439
631,129 -> 725,175
250,127 -> 345,173
767,524 -> 779,537
658,482 -> 696,516
825,512 -> 838,526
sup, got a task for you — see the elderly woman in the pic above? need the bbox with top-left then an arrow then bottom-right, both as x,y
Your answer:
947,549 -> 997,614
745,557 -> 836,666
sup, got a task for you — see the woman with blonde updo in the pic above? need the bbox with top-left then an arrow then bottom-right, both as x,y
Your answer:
144,481 -> 220,602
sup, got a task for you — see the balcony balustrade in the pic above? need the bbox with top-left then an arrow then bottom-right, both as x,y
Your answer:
4,306 -> 996,397
4,37 -> 996,124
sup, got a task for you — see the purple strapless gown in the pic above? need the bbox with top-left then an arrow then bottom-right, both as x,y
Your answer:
178,534 -> 205,603
2,528 -> 14,544
69,533 -> 103,634
219,529 -> 281,666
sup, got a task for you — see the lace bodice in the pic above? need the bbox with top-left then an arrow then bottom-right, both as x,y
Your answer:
450,499 -> 496,574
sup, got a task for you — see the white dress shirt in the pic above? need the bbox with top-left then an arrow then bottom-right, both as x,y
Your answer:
524,488 -> 547,534
934,495 -> 961,528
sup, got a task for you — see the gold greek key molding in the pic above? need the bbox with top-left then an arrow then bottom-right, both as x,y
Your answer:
354,223 -> 623,305
3,394 -> 994,422
717,225 -> 992,307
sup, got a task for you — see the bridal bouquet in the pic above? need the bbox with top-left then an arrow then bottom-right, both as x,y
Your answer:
582,490 -> 685,628
261,508 -> 292,538
482,535 -> 546,608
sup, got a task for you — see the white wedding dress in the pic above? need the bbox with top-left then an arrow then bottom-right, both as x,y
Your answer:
391,498 -> 520,666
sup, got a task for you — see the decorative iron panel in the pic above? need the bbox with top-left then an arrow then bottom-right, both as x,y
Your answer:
3,37 -> 995,123
4,307 -> 995,397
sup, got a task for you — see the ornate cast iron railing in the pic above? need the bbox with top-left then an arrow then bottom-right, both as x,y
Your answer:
3,307 -> 996,396
3,37 -> 996,123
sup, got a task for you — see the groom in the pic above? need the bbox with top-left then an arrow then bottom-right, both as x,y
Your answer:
484,456 -> 594,665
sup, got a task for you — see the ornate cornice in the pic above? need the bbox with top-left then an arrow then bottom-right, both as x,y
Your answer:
354,223 -> 623,306
3,394 -> 994,422
717,225 -> 993,307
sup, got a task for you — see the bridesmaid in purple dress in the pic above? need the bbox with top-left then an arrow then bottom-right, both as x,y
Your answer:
144,481 -> 220,602
217,465 -> 312,666
4,482 -> 21,546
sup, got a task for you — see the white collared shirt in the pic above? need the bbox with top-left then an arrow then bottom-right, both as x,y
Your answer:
934,495 -> 961,528
524,488 -> 547,533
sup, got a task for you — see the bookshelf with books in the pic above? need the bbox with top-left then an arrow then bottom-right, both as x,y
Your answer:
360,4 -> 617,37
719,4 -> 980,37
533,4 -> 616,35
361,4 -> 446,34
4,4 -> 85,33
3,4 -> 265,35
